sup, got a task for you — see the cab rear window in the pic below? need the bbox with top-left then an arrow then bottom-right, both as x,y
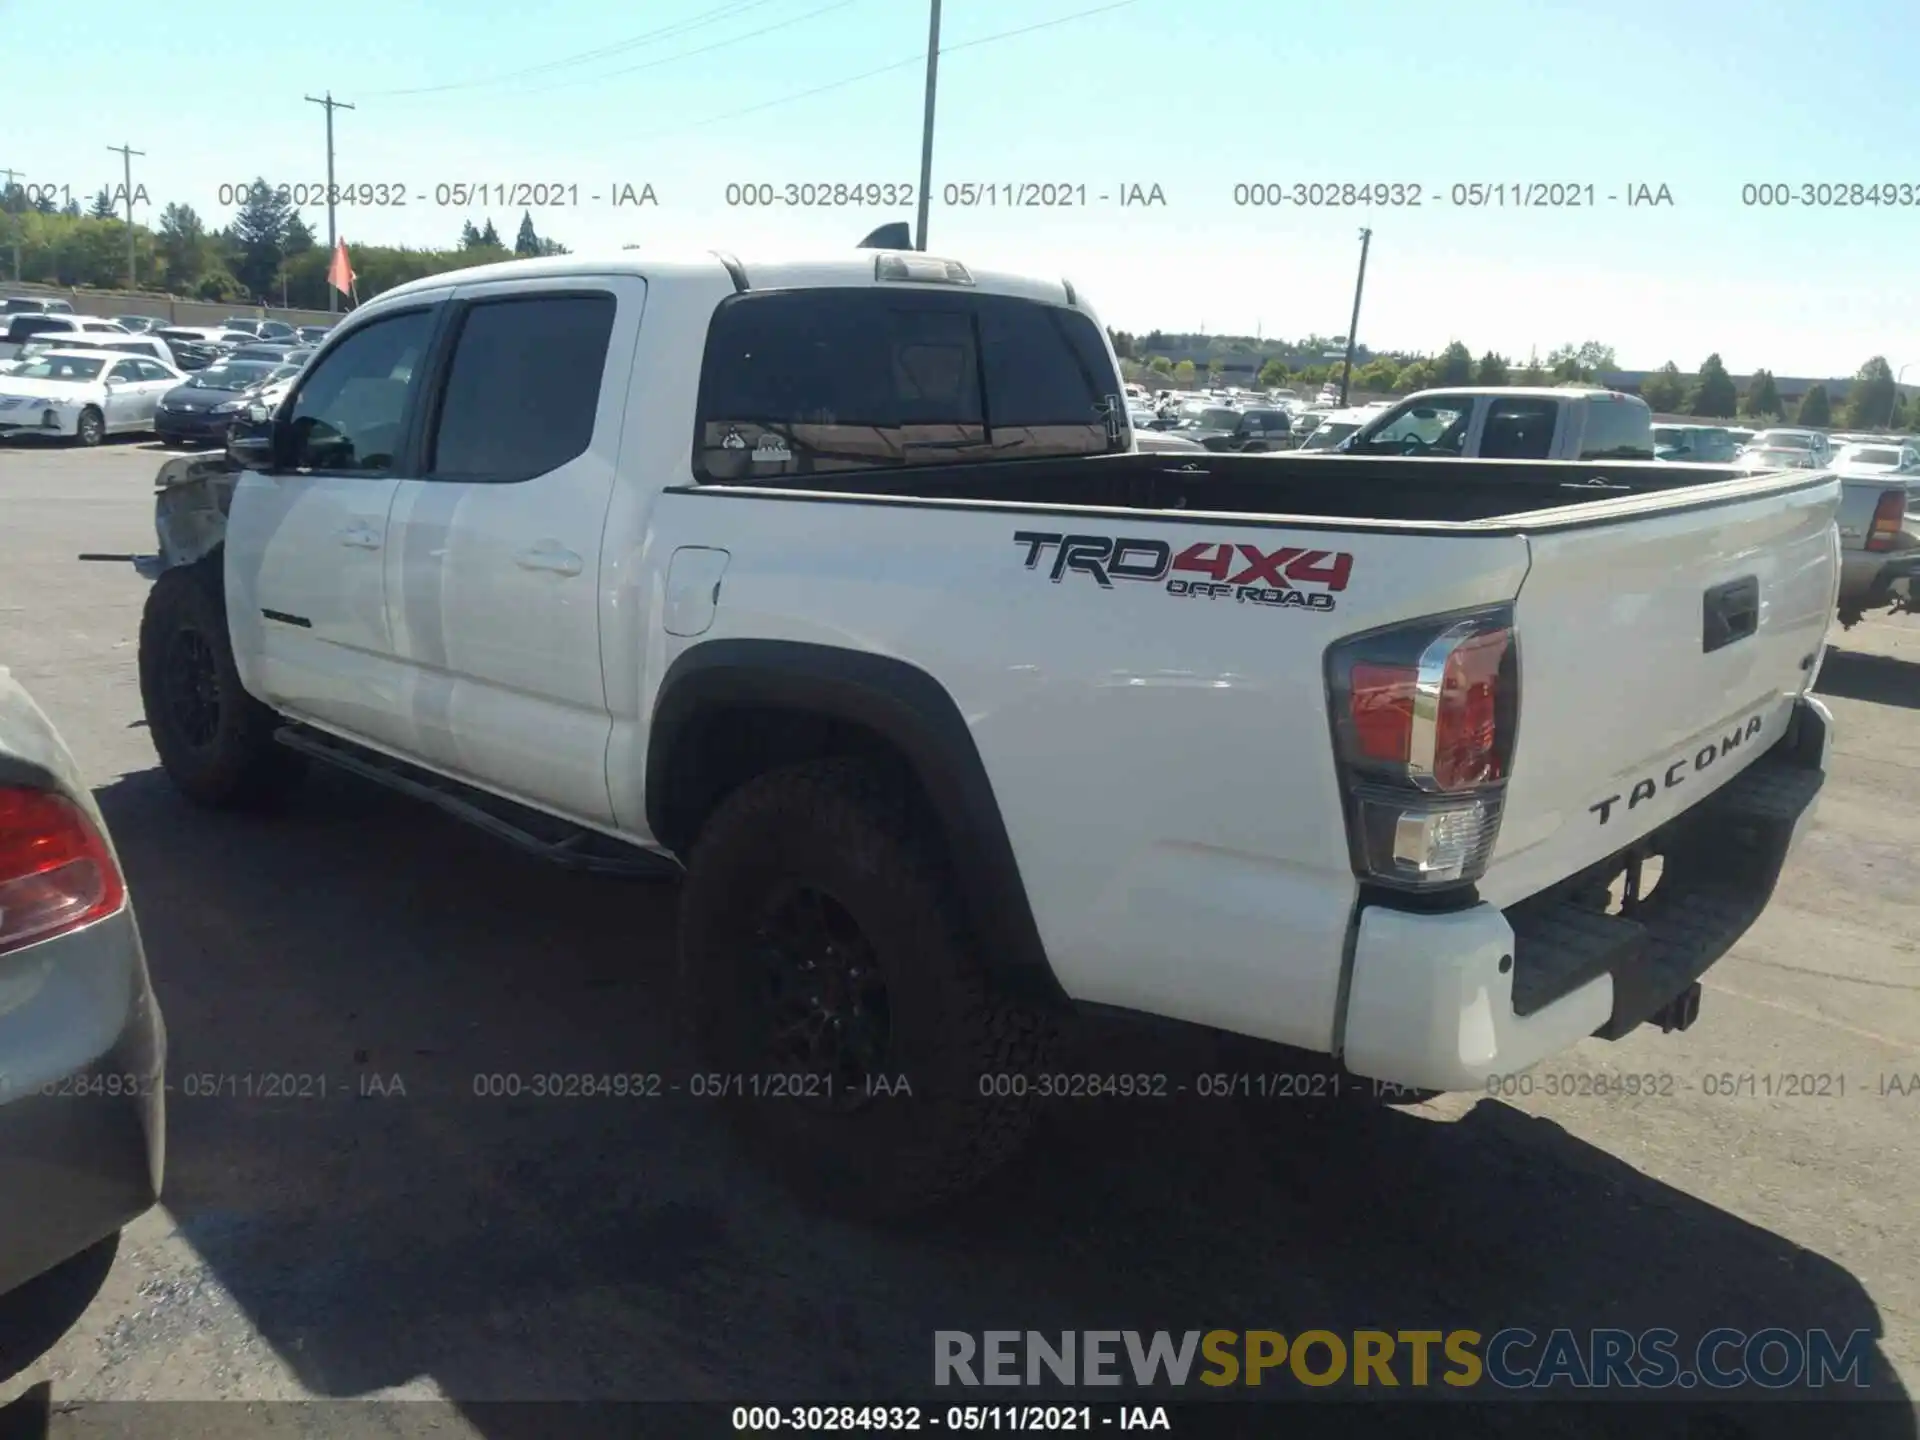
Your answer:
1577,397 -> 1655,461
692,287 -> 1124,482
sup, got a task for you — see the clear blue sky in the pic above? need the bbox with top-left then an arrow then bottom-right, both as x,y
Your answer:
5,0 -> 1916,375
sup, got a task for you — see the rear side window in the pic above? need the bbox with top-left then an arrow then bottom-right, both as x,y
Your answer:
1479,398 -> 1557,459
427,293 -> 615,483
693,288 -> 1122,481
1577,398 -> 1655,460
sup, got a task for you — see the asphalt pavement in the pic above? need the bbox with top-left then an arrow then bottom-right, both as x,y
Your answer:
0,437 -> 1915,1436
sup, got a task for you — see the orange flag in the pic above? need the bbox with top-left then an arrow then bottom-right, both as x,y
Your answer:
326,238 -> 355,297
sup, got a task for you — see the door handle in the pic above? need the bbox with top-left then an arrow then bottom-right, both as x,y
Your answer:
336,523 -> 381,550
514,543 -> 584,577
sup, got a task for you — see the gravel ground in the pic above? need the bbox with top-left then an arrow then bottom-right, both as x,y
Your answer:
0,439 -> 1915,1437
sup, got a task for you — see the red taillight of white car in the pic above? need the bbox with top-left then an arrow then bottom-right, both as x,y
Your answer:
1866,490 -> 1906,552
0,787 -> 127,955
1325,607 -> 1518,890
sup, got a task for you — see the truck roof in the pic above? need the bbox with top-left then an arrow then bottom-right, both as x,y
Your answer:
374,249 -> 1080,310
1402,385 -> 1637,402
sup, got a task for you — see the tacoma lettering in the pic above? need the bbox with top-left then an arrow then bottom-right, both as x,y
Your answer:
1588,714 -> 1767,824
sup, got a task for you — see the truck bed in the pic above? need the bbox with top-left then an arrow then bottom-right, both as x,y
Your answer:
680,451 -> 1829,530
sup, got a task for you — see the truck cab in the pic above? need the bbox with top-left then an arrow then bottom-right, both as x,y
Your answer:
1340,386 -> 1655,461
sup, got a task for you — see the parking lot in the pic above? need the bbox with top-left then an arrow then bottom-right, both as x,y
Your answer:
0,438 -> 1916,1430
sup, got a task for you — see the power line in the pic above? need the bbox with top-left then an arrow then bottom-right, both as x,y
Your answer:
515,0 -> 863,96
631,0 -> 1139,141
369,0 -> 787,96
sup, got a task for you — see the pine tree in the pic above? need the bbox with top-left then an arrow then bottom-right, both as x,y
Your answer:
514,211 -> 540,257
231,177 -> 294,299
459,220 -> 483,250
89,188 -> 117,219
479,218 -> 502,248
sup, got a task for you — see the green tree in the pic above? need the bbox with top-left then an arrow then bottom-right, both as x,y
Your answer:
283,211 -> 316,255
1395,360 -> 1435,392
514,211 -> 541,257
230,178 -> 294,299
1686,354 -> 1738,417
1299,364 -> 1330,385
60,197 -> 80,218
478,218 -> 503,248
1796,384 -> 1832,427
1893,393 -> 1911,428
34,189 -> 58,215
1844,356 -> 1897,428
1742,369 -> 1781,420
1640,361 -> 1685,413
1436,340 -> 1474,386
1147,354 -> 1173,376
459,220 -> 484,249
1354,357 -> 1401,391
1171,359 -> 1196,386
1257,358 -> 1290,386
156,203 -> 210,290
88,188 -> 117,220
1474,351 -> 1510,385
0,183 -> 24,216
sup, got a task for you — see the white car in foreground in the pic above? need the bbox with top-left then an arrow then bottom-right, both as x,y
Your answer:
0,349 -> 185,446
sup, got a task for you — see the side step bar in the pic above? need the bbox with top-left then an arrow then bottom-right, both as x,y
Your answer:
274,725 -> 680,881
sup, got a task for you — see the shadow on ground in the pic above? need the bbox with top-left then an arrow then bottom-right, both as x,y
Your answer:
27,763 -> 1909,1432
1819,647 -> 1920,712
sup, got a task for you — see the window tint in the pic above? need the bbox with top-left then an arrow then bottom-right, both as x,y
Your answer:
426,294 -> 615,483
1479,398 -> 1557,459
694,288 -> 1121,480
1577,398 -> 1655,460
285,308 -> 433,475
103,359 -> 136,382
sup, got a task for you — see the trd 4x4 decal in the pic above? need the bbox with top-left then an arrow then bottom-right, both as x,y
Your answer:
1013,531 -> 1352,612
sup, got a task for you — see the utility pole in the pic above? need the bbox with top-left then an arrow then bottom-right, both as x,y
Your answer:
914,0 -> 941,251
1,167 -> 22,282
305,92 -> 355,312
106,145 -> 145,289
1338,227 -> 1372,407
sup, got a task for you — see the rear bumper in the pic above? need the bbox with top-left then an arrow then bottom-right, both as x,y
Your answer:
1340,695 -> 1829,1093
0,906 -> 167,1297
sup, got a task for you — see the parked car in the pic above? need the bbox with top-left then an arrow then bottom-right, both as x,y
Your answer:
0,350 -> 185,445
1831,441 -> 1920,475
1834,474 -> 1918,626
1297,406 -> 1373,450
295,325 -> 334,345
111,316 -> 167,335
1183,405 -> 1299,452
0,314 -> 129,361
1653,424 -> 1738,463
130,248 -> 1836,1215
153,328 -> 237,372
1340,387 -> 1655,460
0,295 -> 74,315
154,359 -> 282,445
1131,427 -> 1207,454
1725,427 -> 1757,450
218,317 -> 297,342
1742,428 -> 1832,468
0,334 -> 180,375
225,343 -> 298,363
0,668 -> 166,1298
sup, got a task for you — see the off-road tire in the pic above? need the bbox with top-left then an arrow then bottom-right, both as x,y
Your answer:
74,406 -> 104,447
679,758 -> 1054,1217
138,562 -> 303,810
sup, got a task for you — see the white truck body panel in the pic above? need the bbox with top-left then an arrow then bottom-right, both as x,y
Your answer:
192,250 -> 1838,1092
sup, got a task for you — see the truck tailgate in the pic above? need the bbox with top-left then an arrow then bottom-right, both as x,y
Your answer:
1480,474 -> 1839,907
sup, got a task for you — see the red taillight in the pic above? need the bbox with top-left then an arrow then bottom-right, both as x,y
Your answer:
1349,663 -> 1415,762
1328,609 -> 1517,890
1866,490 -> 1905,552
0,787 -> 126,955
1432,628 -> 1510,789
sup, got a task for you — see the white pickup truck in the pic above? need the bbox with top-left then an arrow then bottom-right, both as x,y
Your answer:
133,249 -> 1838,1214
1339,385 -> 1656,461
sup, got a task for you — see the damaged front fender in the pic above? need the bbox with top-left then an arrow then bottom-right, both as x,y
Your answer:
134,453 -> 240,580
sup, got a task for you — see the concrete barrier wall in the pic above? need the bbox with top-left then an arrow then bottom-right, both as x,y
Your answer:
2,282 -> 338,329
